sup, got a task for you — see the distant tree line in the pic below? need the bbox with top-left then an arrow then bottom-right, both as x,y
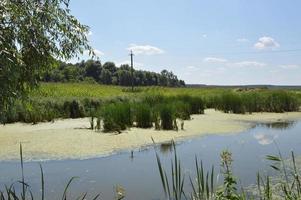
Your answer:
42,60 -> 185,87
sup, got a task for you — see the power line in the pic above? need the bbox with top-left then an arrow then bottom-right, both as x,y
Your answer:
130,50 -> 134,92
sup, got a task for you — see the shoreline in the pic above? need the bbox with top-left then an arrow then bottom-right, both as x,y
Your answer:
0,109 -> 301,162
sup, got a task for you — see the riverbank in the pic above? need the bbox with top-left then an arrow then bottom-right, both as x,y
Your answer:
1,109 -> 301,161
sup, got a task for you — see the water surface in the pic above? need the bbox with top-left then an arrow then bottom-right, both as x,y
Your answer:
0,120 -> 301,199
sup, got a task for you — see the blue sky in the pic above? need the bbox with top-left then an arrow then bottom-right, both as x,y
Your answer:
69,0 -> 301,85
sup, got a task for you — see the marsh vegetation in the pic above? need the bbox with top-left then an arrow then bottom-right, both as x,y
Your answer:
1,84 -> 300,133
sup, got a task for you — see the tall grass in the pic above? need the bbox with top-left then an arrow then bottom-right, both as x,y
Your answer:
101,103 -> 132,132
0,144 -> 101,200
159,104 -> 175,130
214,90 -> 300,114
134,103 -> 153,128
1,84 -> 300,125
155,141 -> 301,200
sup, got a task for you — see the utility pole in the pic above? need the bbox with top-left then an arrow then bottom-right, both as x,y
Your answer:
130,50 -> 134,92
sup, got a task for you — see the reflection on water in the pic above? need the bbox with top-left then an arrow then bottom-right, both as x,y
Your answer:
254,132 -> 276,145
257,121 -> 295,130
0,120 -> 301,199
159,141 -> 173,154
253,121 -> 296,146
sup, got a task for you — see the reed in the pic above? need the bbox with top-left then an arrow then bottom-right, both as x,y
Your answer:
134,103 -> 153,128
0,144 -> 101,200
101,103 -> 132,132
173,101 -> 191,120
154,141 -> 301,200
1,84 -> 300,125
159,104 -> 175,130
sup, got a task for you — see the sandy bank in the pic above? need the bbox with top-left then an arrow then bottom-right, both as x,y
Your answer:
0,109 -> 301,161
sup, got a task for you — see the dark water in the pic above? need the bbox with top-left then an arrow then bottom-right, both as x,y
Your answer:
0,120 -> 301,199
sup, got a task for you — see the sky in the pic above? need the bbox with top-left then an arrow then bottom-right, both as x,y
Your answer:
69,0 -> 301,85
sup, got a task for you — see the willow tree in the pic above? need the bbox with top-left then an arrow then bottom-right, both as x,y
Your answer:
0,0 -> 92,119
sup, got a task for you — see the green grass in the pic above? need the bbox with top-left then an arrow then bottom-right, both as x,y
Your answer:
1,83 -> 300,125
30,83 -> 126,99
29,83 -> 232,101
134,103 -> 153,128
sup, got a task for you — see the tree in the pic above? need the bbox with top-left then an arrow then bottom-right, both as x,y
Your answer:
99,69 -> 112,84
85,60 -> 102,81
159,70 -> 168,86
0,0 -> 92,118
103,62 -> 117,74
118,70 -> 131,86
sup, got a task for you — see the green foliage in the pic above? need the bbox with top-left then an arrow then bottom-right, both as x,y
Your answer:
1,84 -> 300,125
101,103 -> 132,132
134,103 -> 153,128
173,101 -> 191,120
2,144 -> 301,199
213,90 -> 300,114
159,104 -> 175,130
0,144 -> 100,200
42,60 -> 186,87
63,100 -> 85,118
258,151 -> 301,199
155,143 -> 301,200
216,92 -> 246,114
0,0 -> 92,116
189,159 -> 215,200
265,91 -> 299,112
175,95 -> 205,115
216,150 -> 241,200
155,141 -> 186,200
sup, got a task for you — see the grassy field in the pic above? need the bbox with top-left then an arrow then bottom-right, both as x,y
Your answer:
1,83 -> 300,127
30,83 -> 229,99
31,82 -> 301,99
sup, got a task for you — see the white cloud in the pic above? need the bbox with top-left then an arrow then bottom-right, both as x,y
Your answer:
127,44 -> 165,55
236,38 -> 249,43
203,57 -> 266,69
83,49 -> 104,57
203,57 -> 228,63
232,61 -> 266,68
93,49 -> 104,56
202,34 -> 207,38
254,36 -> 280,50
280,64 -> 299,69
186,66 -> 199,71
